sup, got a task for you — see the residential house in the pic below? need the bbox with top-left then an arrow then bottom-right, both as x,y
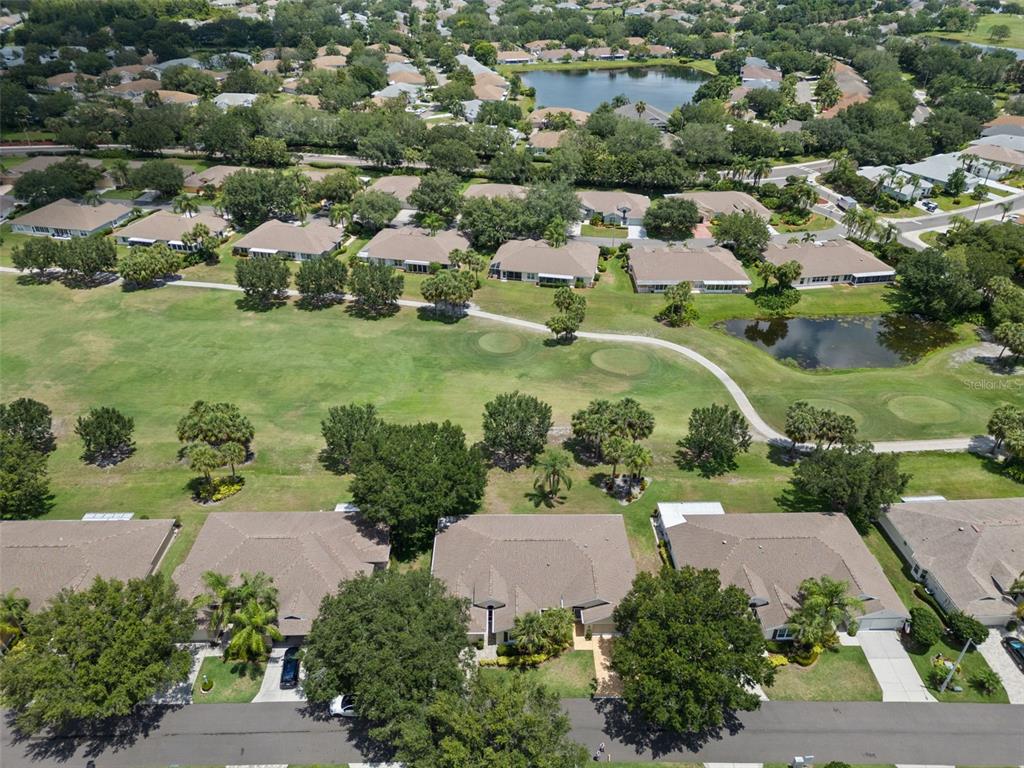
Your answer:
880,497 -> 1024,627
763,240 -> 895,287
982,114 -> 1024,139
12,199 -> 132,238
173,510 -> 390,637
1,155 -> 111,187
614,102 -> 671,129
962,143 -> 1024,177
359,228 -> 470,272
253,59 -> 284,75
489,239 -> 600,286
496,49 -> 533,64
668,190 -> 772,222
114,210 -> 229,250
371,82 -> 425,106
896,152 -> 984,193
153,89 -> 200,106
529,107 -> 590,129
463,183 -> 527,200
182,165 -> 246,193
578,189 -> 651,226
628,244 -> 751,293
213,92 -> 257,109
857,166 -> 933,203
586,46 -> 627,60
105,79 -> 162,98
741,56 -> 782,91
44,72 -> 96,92
233,219 -> 343,261
430,514 -> 636,644
536,47 -> 582,62
369,175 -> 421,208
655,505 -> 908,638
0,518 -> 175,608
525,39 -> 559,53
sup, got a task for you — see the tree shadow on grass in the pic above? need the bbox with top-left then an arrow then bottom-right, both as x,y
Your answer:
774,483 -> 821,513
765,440 -> 798,468
61,272 -> 120,290
542,336 -> 576,348
234,295 -> 287,313
14,270 -> 60,286
295,294 -> 345,312
593,697 -> 745,758
344,301 -> 400,320
524,487 -> 565,509
415,305 -> 465,324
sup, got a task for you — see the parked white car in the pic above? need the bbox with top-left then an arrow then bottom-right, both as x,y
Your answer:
329,694 -> 357,718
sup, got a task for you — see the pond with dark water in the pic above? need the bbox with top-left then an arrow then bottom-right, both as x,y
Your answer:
720,315 -> 957,369
521,66 -> 709,113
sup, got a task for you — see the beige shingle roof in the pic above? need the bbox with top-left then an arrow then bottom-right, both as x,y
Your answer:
529,107 -> 590,127
0,520 -> 175,608
629,245 -> 750,285
670,190 -> 771,219
431,515 -> 636,634
664,512 -> 907,632
491,239 -> 599,279
764,240 -> 894,279
578,189 -> 651,219
884,498 -> 1023,620
116,210 -> 228,242
15,198 -> 128,231
234,219 -> 343,257
361,227 -> 469,265
182,165 -> 247,190
369,175 -> 421,206
173,511 -> 390,636
463,183 -> 527,200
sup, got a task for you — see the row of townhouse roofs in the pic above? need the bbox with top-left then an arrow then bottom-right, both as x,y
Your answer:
13,186 -> 895,292
858,115 -> 1024,202
2,496 -> 1019,643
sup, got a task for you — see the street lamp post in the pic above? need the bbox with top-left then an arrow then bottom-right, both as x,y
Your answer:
939,638 -> 974,693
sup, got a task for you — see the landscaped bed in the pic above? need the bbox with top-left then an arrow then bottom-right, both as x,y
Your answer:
764,645 -> 883,701
192,656 -> 264,703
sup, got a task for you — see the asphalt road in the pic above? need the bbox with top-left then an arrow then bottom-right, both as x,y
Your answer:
3,700 -> 1022,767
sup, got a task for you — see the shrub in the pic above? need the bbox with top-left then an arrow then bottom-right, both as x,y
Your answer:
196,477 -> 245,503
909,606 -> 943,649
767,653 -> 789,668
947,611 -> 989,647
478,653 -> 548,667
846,620 -> 859,637
970,668 -> 1002,696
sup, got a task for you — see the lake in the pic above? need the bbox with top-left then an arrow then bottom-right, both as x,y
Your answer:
934,37 -> 1024,60
521,66 -> 709,113
720,315 -> 957,370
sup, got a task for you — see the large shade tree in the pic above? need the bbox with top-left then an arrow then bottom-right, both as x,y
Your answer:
0,574 -> 195,735
611,566 -> 773,735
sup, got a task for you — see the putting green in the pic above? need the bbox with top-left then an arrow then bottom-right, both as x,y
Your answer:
802,399 -> 865,426
477,331 -> 526,354
590,347 -> 652,377
887,395 -> 961,424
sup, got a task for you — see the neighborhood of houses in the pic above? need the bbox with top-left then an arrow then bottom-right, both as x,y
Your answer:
1,496 -> 1020,700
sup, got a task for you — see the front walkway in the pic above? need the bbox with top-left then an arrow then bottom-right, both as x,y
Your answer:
154,643 -> 221,705
857,631 -> 935,702
978,630 -> 1024,704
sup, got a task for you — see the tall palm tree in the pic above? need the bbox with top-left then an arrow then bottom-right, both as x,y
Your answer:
511,611 -> 547,654
173,194 -> 200,217
82,190 -> 102,207
420,211 -> 445,235
0,590 -> 30,651
236,571 -> 279,611
623,442 -> 652,484
109,159 -> 131,188
221,441 -> 245,478
544,217 -> 567,248
603,435 -> 630,482
788,576 -> 864,648
329,203 -> 350,228
291,197 -> 310,222
533,447 -> 573,499
634,100 -> 647,121
201,571 -> 238,636
225,600 -> 283,663
829,149 -> 851,176
998,200 -> 1014,222
800,232 -> 817,243
749,158 -> 772,186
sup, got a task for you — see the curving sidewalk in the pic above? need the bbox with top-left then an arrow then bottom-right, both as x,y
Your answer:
0,267 -> 985,454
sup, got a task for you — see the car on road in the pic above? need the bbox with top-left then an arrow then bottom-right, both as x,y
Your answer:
330,694 -> 357,718
280,647 -> 300,689
921,201 -> 938,213
1003,636 -> 1024,671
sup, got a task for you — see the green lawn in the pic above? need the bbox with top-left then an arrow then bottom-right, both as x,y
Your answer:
920,14 -> 1024,49
479,650 -> 596,698
919,231 -> 942,246
581,223 -> 628,238
192,657 -> 264,703
770,212 -> 836,233
932,193 -> 986,213
765,645 -> 883,701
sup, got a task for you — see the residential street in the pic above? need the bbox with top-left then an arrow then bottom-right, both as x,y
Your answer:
2,701 -> 1022,766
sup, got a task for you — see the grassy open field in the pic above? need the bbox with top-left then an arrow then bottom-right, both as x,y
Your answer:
920,13 -> 1024,49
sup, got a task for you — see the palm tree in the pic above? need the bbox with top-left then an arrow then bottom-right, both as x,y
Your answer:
225,600 -> 283,663
201,571 -> 238,636
0,589 -> 30,651
533,447 -> 573,500
236,571 -> 279,612
603,435 -> 630,483
109,159 -> 131,188
82,190 -> 102,207
329,203 -> 350,228
623,442 -> 652,485
998,200 -> 1014,222
829,149 -> 851,176
187,442 -> 223,486
511,611 -> 547,654
634,100 -> 647,121
749,158 -> 772,186
800,232 -> 816,243
221,441 -> 245,478
544,217 -> 567,248
420,211 -> 445,235
788,576 -> 864,649
291,197 -> 310,222
173,194 -> 200,217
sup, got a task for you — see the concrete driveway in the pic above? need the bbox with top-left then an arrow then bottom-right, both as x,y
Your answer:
978,631 -> 1024,704
858,631 -> 935,702
252,646 -> 306,703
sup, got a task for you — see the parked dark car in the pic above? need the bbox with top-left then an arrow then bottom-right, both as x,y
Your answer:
1003,636 -> 1024,671
280,647 -> 300,689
